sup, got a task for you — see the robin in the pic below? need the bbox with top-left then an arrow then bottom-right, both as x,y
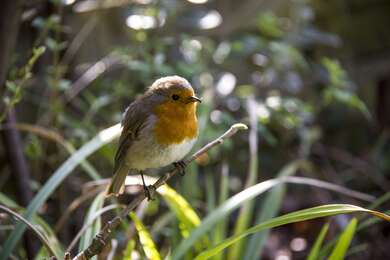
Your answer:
107,75 -> 201,199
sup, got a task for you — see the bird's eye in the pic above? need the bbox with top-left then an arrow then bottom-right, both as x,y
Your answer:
172,94 -> 180,100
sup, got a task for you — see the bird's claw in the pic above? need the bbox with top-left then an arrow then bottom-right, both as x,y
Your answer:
173,161 -> 187,176
144,185 -> 156,201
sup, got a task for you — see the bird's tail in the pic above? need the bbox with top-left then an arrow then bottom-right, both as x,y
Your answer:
106,164 -> 128,197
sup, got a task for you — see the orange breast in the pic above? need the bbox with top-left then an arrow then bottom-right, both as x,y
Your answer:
153,101 -> 198,145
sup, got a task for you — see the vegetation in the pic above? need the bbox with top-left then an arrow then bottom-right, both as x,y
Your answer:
1,0 -> 389,259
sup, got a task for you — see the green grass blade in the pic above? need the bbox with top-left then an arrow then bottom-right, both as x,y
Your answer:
63,143 -> 101,180
158,185 -> 201,234
317,192 -> 390,259
212,163 -> 229,260
227,98 -> 259,260
318,209 -> 390,259
158,185 -> 208,251
172,173 -> 382,260
172,178 -> 281,260
244,184 -> 285,259
0,192 -> 64,258
205,174 -> 216,212
329,218 -> 358,260
194,205 -> 388,260
33,214 -> 64,259
244,161 -> 302,260
0,192 -> 19,208
345,244 -> 368,258
123,239 -> 136,260
129,212 -> 162,260
78,193 -> 105,257
0,205 -> 58,258
0,124 -> 121,260
307,223 -> 329,260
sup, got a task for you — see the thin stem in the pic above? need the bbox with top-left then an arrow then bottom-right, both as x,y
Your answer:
0,205 -> 56,257
66,204 -> 124,253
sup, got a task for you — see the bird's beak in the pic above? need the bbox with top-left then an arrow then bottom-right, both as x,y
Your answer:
187,96 -> 202,103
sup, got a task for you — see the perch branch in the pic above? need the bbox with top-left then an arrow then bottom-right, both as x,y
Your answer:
72,123 -> 248,260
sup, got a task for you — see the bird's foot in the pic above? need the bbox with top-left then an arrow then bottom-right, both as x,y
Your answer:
144,185 -> 156,201
173,161 -> 187,176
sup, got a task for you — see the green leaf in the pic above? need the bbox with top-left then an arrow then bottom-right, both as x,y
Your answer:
123,239 -> 136,260
173,167 -> 366,260
129,212 -> 161,260
172,178 -> 282,260
33,216 -> 64,260
158,185 -> 208,251
228,98 -> 259,260
256,12 -> 283,38
194,205 -> 388,260
158,185 -> 201,235
244,161 -> 299,260
318,209 -> 390,259
212,163 -> 230,260
307,223 -> 329,260
0,124 -> 121,260
329,218 -> 358,260
78,193 -> 105,257
323,88 -> 371,119
321,58 -> 347,88
0,192 -> 63,258
0,192 -> 19,208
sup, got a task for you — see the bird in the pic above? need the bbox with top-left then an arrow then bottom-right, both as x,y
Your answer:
106,75 -> 201,199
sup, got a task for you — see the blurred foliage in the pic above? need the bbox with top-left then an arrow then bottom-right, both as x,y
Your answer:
1,0 -> 390,259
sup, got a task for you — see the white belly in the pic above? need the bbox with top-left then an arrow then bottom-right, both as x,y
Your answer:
125,137 -> 197,170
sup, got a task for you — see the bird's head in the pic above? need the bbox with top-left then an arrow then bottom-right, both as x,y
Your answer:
148,76 -> 201,114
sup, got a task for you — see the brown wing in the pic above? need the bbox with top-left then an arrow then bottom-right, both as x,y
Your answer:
113,99 -> 149,173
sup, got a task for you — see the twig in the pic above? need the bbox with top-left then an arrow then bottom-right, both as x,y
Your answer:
0,205 -> 57,257
72,123 -> 248,260
55,187 -> 102,233
280,176 -> 375,202
63,55 -> 121,102
66,204 -> 125,253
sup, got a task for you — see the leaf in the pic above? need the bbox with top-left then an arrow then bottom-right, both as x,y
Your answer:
316,191 -> 390,258
33,214 -> 64,259
256,12 -> 283,38
158,185 -> 208,251
329,218 -> 358,260
123,240 -> 136,260
158,185 -> 201,235
321,58 -> 347,87
317,209 -> 390,259
172,171 -> 371,260
129,212 -> 161,260
172,178 -> 281,260
227,98 -> 259,260
0,192 -> 19,208
244,161 -> 301,260
0,192 -> 63,258
0,205 -> 58,259
0,124 -> 121,260
307,223 -> 329,260
324,88 -> 371,119
212,163 -> 229,260
78,193 -> 105,257
194,205 -> 389,260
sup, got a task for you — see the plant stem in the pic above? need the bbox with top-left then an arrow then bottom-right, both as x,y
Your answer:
0,205 -> 57,258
